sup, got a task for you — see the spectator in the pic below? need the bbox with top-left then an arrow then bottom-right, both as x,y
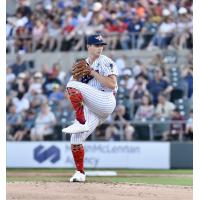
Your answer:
132,60 -> 148,78
155,93 -> 175,119
6,104 -> 24,141
11,54 -> 27,76
49,84 -> 65,103
130,75 -> 149,113
147,68 -> 173,105
182,65 -> 193,98
42,18 -> 62,51
105,104 -> 134,141
162,108 -> 185,141
149,16 -> 176,49
12,91 -> 30,113
6,20 -> 16,54
32,19 -> 46,51
135,94 -> 154,120
124,123 -> 135,141
127,15 -> 144,49
42,69 -> 62,96
28,72 -> 44,94
184,109 -> 193,140
6,66 -> 16,91
119,69 -> 135,91
114,54 -> 127,76
105,124 -> 120,141
30,103 -> 56,141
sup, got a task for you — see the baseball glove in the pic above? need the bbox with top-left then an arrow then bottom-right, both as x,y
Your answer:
72,59 -> 92,80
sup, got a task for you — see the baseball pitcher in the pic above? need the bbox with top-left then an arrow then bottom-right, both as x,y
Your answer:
62,34 -> 118,182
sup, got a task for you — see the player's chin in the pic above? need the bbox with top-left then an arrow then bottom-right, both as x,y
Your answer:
97,51 -> 102,56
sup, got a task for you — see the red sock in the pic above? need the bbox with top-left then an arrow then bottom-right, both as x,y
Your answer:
71,144 -> 84,174
67,87 -> 86,124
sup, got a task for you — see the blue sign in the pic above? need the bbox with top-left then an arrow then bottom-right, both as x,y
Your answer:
34,145 -> 60,163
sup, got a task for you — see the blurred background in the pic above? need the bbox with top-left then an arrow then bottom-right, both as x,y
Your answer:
6,0 -> 193,169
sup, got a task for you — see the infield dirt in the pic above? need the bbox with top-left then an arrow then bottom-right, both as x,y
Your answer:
7,182 -> 192,200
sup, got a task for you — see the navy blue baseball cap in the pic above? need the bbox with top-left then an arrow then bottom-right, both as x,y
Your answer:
87,34 -> 107,45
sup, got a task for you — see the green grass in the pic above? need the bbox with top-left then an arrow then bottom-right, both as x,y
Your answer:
7,168 -> 193,174
7,168 -> 193,186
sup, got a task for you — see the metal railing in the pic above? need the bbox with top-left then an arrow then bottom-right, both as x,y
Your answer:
6,30 -> 193,54
6,119 -> 191,142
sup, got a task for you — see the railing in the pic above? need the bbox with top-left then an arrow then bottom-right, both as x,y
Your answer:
6,119 -> 191,142
94,120 -> 187,141
6,30 -> 193,54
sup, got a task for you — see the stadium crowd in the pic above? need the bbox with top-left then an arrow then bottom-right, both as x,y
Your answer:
6,51 -> 193,142
6,0 -> 193,53
6,0 -> 193,142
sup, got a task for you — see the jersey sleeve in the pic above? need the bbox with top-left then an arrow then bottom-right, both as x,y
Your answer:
103,58 -> 118,77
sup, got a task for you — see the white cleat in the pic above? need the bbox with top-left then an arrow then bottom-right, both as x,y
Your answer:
62,121 -> 89,134
69,171 -> 86,182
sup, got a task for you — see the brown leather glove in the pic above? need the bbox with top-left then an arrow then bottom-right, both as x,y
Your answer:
72,59 -> 92,80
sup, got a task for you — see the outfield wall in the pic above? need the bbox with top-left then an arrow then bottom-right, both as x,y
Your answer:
7,141 -> 192,169
7,142 -> 170,169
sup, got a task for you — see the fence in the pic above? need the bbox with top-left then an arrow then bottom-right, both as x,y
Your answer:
7,120 -> 191,142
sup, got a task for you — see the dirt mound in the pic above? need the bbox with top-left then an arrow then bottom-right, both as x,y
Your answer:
7,182 -> 192,200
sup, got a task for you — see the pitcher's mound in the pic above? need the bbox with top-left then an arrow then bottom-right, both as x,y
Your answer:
7,182 -> 192,200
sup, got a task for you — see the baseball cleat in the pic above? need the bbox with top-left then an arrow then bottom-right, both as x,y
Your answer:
62,121 -> 89,134
69,171 -> 86,182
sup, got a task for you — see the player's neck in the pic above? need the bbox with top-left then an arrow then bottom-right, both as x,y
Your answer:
88,55 -> 100,65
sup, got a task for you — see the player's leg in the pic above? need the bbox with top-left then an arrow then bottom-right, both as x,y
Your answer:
67,81 -> 116,118
69,107 -> 101,182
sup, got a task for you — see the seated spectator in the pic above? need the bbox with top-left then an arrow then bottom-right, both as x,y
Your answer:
124,123 -> 135,141
162,108 -> 185,141
6,104 -> 24,141
115,54 -> 127,76
42,69 -> 62,96
105,124 -> 120,141
135,94 -> 154,121
30,103 -> 56,141
130,75 -> 149,113
12,91 -> 30,113
12,109 -> 36,141
119,69 -> 135,91
149,16 -> 176,49
6,66 -> 16,91
6,19 -> 16,54
172,11 -> 193,49
25,88 -> 47,112
11,54 -> 27,76
132,60 -> 147,78
140,8 -> 160,49
11,72 -> 29,96
105,104 -> 135,141
182,65 -> 193,98
28,72 -> 44,94
155,93 -> 175,119
32,19 -> 46,51
147,68 -> 173,105
127,15 -> 144,49
42,18 -> 62,51
49,84 -> 65,103
184,109 -> 193,140
103,19 -> 119,50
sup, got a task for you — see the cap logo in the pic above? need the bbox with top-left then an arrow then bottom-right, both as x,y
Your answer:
95,35 -> 103,41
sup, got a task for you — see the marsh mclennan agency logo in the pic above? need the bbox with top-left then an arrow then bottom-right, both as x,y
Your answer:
34,145 -> 60,163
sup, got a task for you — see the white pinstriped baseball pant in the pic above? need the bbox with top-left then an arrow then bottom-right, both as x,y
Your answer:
67,81 -> 116,144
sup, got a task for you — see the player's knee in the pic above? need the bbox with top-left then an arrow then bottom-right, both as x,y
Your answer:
67,81 -> 80,90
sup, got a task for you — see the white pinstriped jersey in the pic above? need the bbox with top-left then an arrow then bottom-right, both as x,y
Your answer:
86,55 -> 118,92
